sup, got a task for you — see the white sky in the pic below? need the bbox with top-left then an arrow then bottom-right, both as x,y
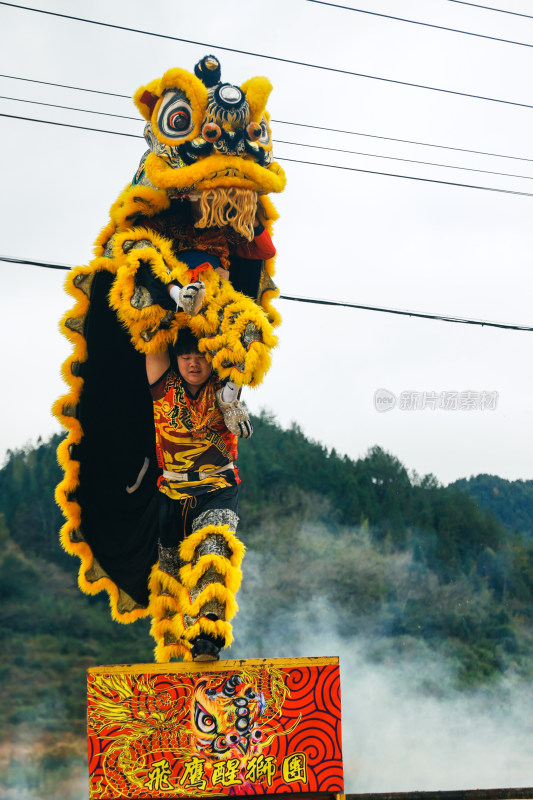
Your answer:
1,0 -> 533,484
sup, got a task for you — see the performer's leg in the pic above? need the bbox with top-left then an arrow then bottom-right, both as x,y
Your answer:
148,493 -> 191,663
148,487 -> 244,662
179,487 -> 244,660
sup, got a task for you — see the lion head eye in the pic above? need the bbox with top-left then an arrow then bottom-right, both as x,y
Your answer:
259,120 -> 270,145
251,728 -> 263,742
194,702 -> 218,734
158,91 -> 194,138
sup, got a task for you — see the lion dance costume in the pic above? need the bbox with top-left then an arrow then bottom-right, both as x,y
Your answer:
53,55 -> 286,661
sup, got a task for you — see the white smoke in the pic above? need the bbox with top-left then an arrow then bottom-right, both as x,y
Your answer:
232,576 -> 533,793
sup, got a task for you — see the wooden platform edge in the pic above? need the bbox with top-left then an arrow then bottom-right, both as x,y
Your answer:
88,655 -> 340,675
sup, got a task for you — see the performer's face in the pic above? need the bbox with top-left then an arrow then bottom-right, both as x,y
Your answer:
177,351 -> 212,390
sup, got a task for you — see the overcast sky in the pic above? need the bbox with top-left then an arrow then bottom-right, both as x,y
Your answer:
1,0 -> 533,485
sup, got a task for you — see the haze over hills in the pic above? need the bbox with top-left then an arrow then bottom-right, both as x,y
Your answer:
1,414 -> 532,798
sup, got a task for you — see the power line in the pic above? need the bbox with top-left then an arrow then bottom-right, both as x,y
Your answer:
0,95 -> 139,121
272,119 -> 533,163
274,139 -> 533,182
2,2 -> 533,110
3,95 -> 531,181
446,1 -> 533,20
0,255 -> 71,270
2,72 -> 533,164
307,0 -> 533,49
4,112 -> 533,196
277,155 -> 533,197
2,255 -> 531,332
0,73 -> 129,99
0,112 -> 141,138
279,294 -> 533,331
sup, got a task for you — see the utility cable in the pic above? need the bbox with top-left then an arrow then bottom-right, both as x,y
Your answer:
446,1 -> 533,20
307,0 -> 533,49
2,73 -> 532,164
2,255 -> 531,332
274,139 -> 533,181
3,112 -> 533,196
0,112 -> 140,138
277,155 -> 533,197
1,2 -> 533,110
0,72 -> 129,98
0,95 -> 139,121
273,118 -> 533,163
3,96 -> 531,181
279,294 -> 533,331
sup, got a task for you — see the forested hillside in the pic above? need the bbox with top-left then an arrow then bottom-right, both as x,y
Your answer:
452,474 -> 533,540
1,415 -> 533,797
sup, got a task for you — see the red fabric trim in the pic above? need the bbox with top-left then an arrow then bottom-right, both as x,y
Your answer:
187,262 -> 213,282
235,228 -> 276,260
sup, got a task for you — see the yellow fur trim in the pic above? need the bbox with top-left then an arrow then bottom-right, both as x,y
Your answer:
186,272 -> 278,386
148,564 -> 187,607
241,77 -> 273,122
53,261 -> 154,623
134,68 -> 207,143
180,583 -> 239,622
178,524 -> 244,563
181,618 -> 234,648
93,219 -> 116,258
109,183 -> 170,230
144,152 -> 286,195
179,525 -> 244,599
154,640 -> 192,664
107,229 -> 192,354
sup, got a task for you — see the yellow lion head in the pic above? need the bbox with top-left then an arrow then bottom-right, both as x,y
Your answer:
132,55 -> 286,200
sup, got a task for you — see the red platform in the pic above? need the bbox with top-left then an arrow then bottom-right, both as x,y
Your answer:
87,656 -> 344,798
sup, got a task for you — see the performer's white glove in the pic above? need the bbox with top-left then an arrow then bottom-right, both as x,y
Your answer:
216,388 -> 253,439
169,282 -> 206,316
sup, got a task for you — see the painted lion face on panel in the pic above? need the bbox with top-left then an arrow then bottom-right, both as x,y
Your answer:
190,673 -> 268,761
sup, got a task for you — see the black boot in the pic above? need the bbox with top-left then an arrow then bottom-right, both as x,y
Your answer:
191,637 -> 221,662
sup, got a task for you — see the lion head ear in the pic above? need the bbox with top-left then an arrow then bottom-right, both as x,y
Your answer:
134,81 -> 161,121
241,77 -> 273,122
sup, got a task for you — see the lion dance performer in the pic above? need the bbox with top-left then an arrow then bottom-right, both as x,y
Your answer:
53,55 -> 286,661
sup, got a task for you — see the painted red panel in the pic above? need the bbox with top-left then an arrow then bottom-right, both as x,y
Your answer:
87,658 -> 343,798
